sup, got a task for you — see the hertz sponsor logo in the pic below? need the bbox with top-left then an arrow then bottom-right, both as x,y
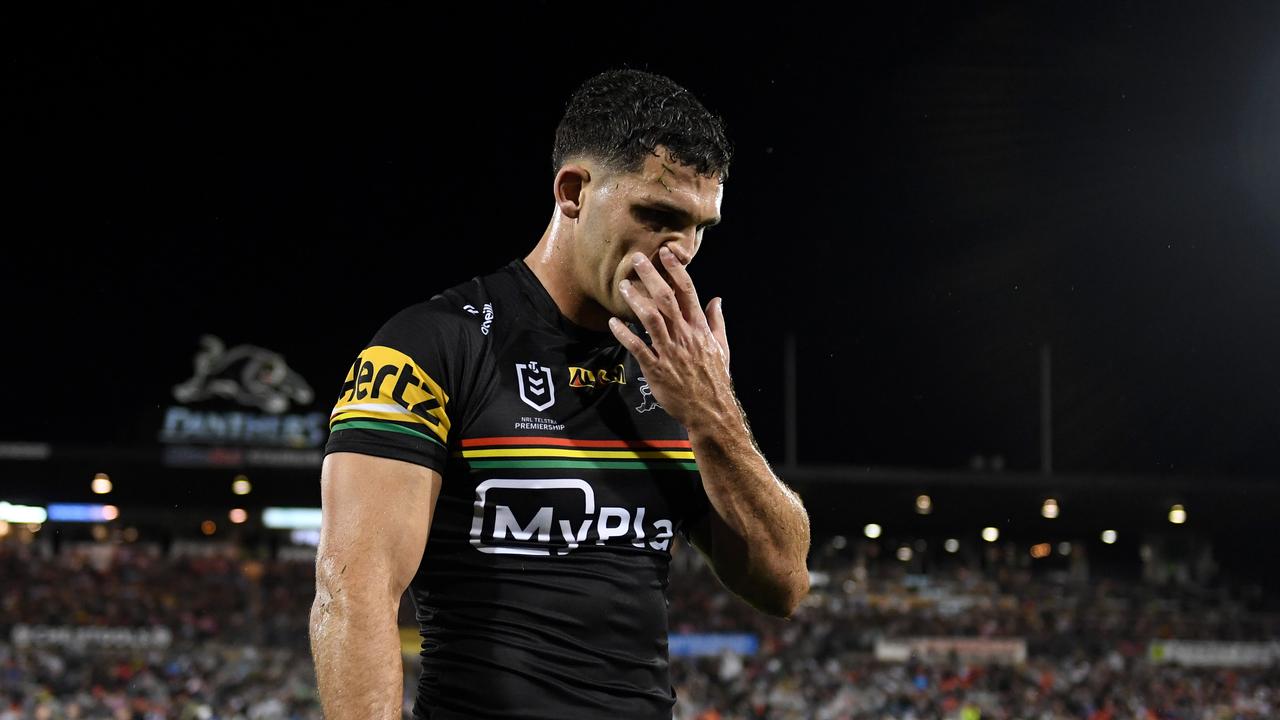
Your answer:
330,346 -> 450,445
568,364 -> 626,389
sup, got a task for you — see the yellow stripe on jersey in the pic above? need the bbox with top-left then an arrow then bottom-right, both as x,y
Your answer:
457,448 -> 696,461
331,345 -> 450,445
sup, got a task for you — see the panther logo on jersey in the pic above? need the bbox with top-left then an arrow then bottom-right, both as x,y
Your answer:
635,377 -> 662,413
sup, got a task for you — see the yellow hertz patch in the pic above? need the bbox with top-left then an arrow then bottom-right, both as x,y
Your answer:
568,364 -> 626,389
330,346 -> 450,445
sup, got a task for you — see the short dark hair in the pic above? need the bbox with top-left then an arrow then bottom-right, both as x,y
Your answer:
552,69 -> 733,182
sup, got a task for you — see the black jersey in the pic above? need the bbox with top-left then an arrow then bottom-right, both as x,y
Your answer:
324,258 -> 711,720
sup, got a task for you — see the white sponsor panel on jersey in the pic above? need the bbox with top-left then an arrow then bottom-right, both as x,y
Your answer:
470,478 -> 673,556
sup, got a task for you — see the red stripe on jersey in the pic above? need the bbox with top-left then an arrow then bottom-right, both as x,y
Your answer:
460,436 -> 692,449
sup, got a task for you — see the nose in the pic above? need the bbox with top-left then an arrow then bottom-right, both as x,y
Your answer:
663,230 -> 698,265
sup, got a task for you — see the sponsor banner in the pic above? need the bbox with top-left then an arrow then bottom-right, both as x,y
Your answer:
1149,641 -> 1280,667
162,446 -> 323,469
11,624 -> 172,650
160,408 -> 326,448
669,633 -> 760,658
875,637 -> 1027,664
0,442 -> 52,461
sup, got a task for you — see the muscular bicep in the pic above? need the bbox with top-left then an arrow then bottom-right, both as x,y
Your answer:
317,452 -> 442,598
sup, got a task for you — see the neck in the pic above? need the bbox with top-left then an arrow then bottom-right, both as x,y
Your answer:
524,212 -> 611,332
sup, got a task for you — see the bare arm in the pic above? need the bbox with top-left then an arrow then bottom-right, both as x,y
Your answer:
310,452 -> 442,719
683,417 -> 810,618
610,247 -> 811,618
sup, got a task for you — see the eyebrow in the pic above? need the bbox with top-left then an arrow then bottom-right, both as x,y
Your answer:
635,198 -> 721,229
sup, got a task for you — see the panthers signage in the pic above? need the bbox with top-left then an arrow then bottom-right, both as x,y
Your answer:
159,335 -> 325,449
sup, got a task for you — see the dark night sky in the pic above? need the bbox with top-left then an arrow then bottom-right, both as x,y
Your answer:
5,2 -> 1279,480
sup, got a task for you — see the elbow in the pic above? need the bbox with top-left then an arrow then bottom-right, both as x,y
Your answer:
757,569 -> 810,619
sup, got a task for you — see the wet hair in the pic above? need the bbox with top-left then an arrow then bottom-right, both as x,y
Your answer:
552,68 -> 733,182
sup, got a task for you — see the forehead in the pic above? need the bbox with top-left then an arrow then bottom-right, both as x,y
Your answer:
616,150 -> 724,219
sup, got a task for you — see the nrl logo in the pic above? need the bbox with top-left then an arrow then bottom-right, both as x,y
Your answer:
515,360 -> 556,412
173,335 -> 314,415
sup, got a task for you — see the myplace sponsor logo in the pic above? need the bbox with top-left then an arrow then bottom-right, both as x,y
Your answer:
469,478 -> 674,556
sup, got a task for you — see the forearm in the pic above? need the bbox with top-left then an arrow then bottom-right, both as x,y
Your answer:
688,402 -> 811,615
310,573 -> 404,719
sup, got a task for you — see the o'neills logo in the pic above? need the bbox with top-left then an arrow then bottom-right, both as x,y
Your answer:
330,346 -> 451,446
568,364 -> 626,390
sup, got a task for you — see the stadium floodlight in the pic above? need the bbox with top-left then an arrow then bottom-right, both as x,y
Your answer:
1101,529 -> 1118,544
981,527 -> 1000,543
263,507 -> 323,530
1058,542 -> 1072,556
1168,504 -> 1187,525
1041,498 -> 1059,519
1030,543 -> 1051,559
863,523 -> 882,539
896,546 -> 913,562
91,473 -> 112,495
915,494 -> 932,514
232,476 -> 252,496
0,502 -> 48,524
229,508 -> 248,524
944,538 -> 959,553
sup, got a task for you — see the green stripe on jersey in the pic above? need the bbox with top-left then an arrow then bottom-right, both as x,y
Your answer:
331,420 -> 445,448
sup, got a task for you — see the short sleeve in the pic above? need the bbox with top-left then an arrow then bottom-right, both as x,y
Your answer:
324,301 -> 469,473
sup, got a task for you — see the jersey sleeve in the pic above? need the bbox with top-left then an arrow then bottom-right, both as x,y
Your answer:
324,300 -> 471,473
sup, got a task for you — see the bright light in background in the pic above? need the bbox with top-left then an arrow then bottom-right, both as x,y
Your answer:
123,527 -> 139,543
863,523 -> 882,539
232,475 -> 252,496
229,508 -> 248,524
264,507 -> 323,530
1041,498 -> 1059,519
831,535 -> 847,550
896,546 -> 913,562
982,527 -> 1000,543
92,473 -> 112,495
1058,542 -> 1072,556
91,524 -> 109,542
1169,504 -> 1187,525
1030,543 -> 1052,559
1101,529 -> 1118,545
944,538 -> 959,553
0,502 -> 47,524
102,505 -> 119,521
290,529 -> 321,546
0,521 -> 8,537
47,504 -> 116,523
26,523 -> 42,533
915,494 -> 932,514
201,520 -> 216,536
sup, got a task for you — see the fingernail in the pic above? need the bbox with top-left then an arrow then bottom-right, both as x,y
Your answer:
633,252 -> 647,267
620,279 -> 631,291
659,246 -> 673,260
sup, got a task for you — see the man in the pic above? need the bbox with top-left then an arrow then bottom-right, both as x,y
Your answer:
309,68 -> 811,720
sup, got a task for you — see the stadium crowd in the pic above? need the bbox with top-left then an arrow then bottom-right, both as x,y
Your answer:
0,537 -> 1276,719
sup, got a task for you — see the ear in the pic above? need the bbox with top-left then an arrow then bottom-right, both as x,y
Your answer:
553,164 -> 591,219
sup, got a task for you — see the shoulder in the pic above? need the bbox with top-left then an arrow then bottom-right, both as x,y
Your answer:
375,263 -> 518,347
